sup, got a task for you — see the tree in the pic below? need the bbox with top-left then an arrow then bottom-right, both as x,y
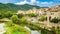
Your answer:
39,16 -> 47,21
58,18 -> 60,22
10,15 -> 19,24
17,14 -> 24,18
19,17 -> 27,24
0,13 -> 4,18
5,11 -> 13,18
51,18 -> 59,23
0,12 -> 5,18
28,13 -> 37,17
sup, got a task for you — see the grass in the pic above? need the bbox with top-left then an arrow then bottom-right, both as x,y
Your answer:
58,28 -> 60,34
4,21 -> 30,34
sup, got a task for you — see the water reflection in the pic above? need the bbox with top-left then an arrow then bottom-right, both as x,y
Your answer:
31,30 -> 40,34
24,26 -> 41,34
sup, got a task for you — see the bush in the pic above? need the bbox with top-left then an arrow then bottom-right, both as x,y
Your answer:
39,16 -> 47,21
0,13 -> 4,19
51,18 -> 59,23
4,11 -> 14,18
19,17 -> 27,24
27,22 -> 40,30
17,14 -> 24,18
28,13 -> 37,17
58,18 -> 60,22
10,15 -> 19,24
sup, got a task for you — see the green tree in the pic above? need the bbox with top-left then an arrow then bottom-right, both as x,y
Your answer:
17,14 -> 24,18
11,15 -> 19,24
39,16 -> 47,21
28,13 -> 37,17
51,18 -> 59,23
19,17 -> 27,24
0,12 -> 5,18
5,11 -> 13,18
0,13 -> 4,18
58,18 -> 60,22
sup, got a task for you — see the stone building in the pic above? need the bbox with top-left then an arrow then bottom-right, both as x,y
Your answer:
17,5 -> 60,19
17,8 -> 40,14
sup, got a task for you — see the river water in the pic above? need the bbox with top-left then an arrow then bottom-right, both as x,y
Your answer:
24,26 -> 41,34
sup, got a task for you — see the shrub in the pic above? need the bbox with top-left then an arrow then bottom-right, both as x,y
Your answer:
10,15 -> 19,24
28,13 -> 37,17
58,18 -> 60,22
27,22 -> 40,30
51,18 -> 59,23
17,14 -> 24,18
39,16 -> 47,21
19,17 -> 27,24
0,13 -> 4,19
4,11 -> 13,18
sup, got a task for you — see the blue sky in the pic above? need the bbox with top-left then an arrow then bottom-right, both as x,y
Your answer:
0,0 -> 60,7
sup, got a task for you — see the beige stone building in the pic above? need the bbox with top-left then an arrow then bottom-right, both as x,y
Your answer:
46,7 -> 60,19
18,8 -> 40,14
17,5 -> 60,19
18,10 -> 25,14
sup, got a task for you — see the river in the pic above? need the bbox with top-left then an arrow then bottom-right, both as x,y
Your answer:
24,26 -> 41,34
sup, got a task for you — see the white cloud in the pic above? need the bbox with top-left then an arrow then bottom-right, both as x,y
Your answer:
15,0 -> 29,5
31,0 -> 36,3
15,0 -> 54,7
0,0 -> 56,7
30,0 -> 36,5
41,1 -> 53,5
15,0 -> 39,5
30,0 -> 40,5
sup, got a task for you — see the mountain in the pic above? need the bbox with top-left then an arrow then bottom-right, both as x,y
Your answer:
0,3 -> 48,12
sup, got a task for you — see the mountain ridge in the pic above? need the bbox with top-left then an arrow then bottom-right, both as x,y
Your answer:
0,3 -> 48,12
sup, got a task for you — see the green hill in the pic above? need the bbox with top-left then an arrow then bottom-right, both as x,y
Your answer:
0,3 -> 48,12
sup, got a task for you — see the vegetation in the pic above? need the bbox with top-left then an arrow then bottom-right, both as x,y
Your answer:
0,11 -> 60,34
28,13 -> 37,17
51,18 -> 59,23
17,14 -> 24,18
10,15 -> 27,25
39,16 -> 47,21
0,12 -> 4,19
58,18 -> 60,22
19,17 -> 27,23
26,22 -> 56,34
0,3 -> 60,34
0,3 -> 41,12
0,11 -> 15,19
41,29 -> 54,34
10,15 -> 19,24
4,22 -> 30,34
4,11 -> 14,18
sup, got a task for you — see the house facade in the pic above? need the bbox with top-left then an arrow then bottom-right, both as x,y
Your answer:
17,6 -> 60,19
